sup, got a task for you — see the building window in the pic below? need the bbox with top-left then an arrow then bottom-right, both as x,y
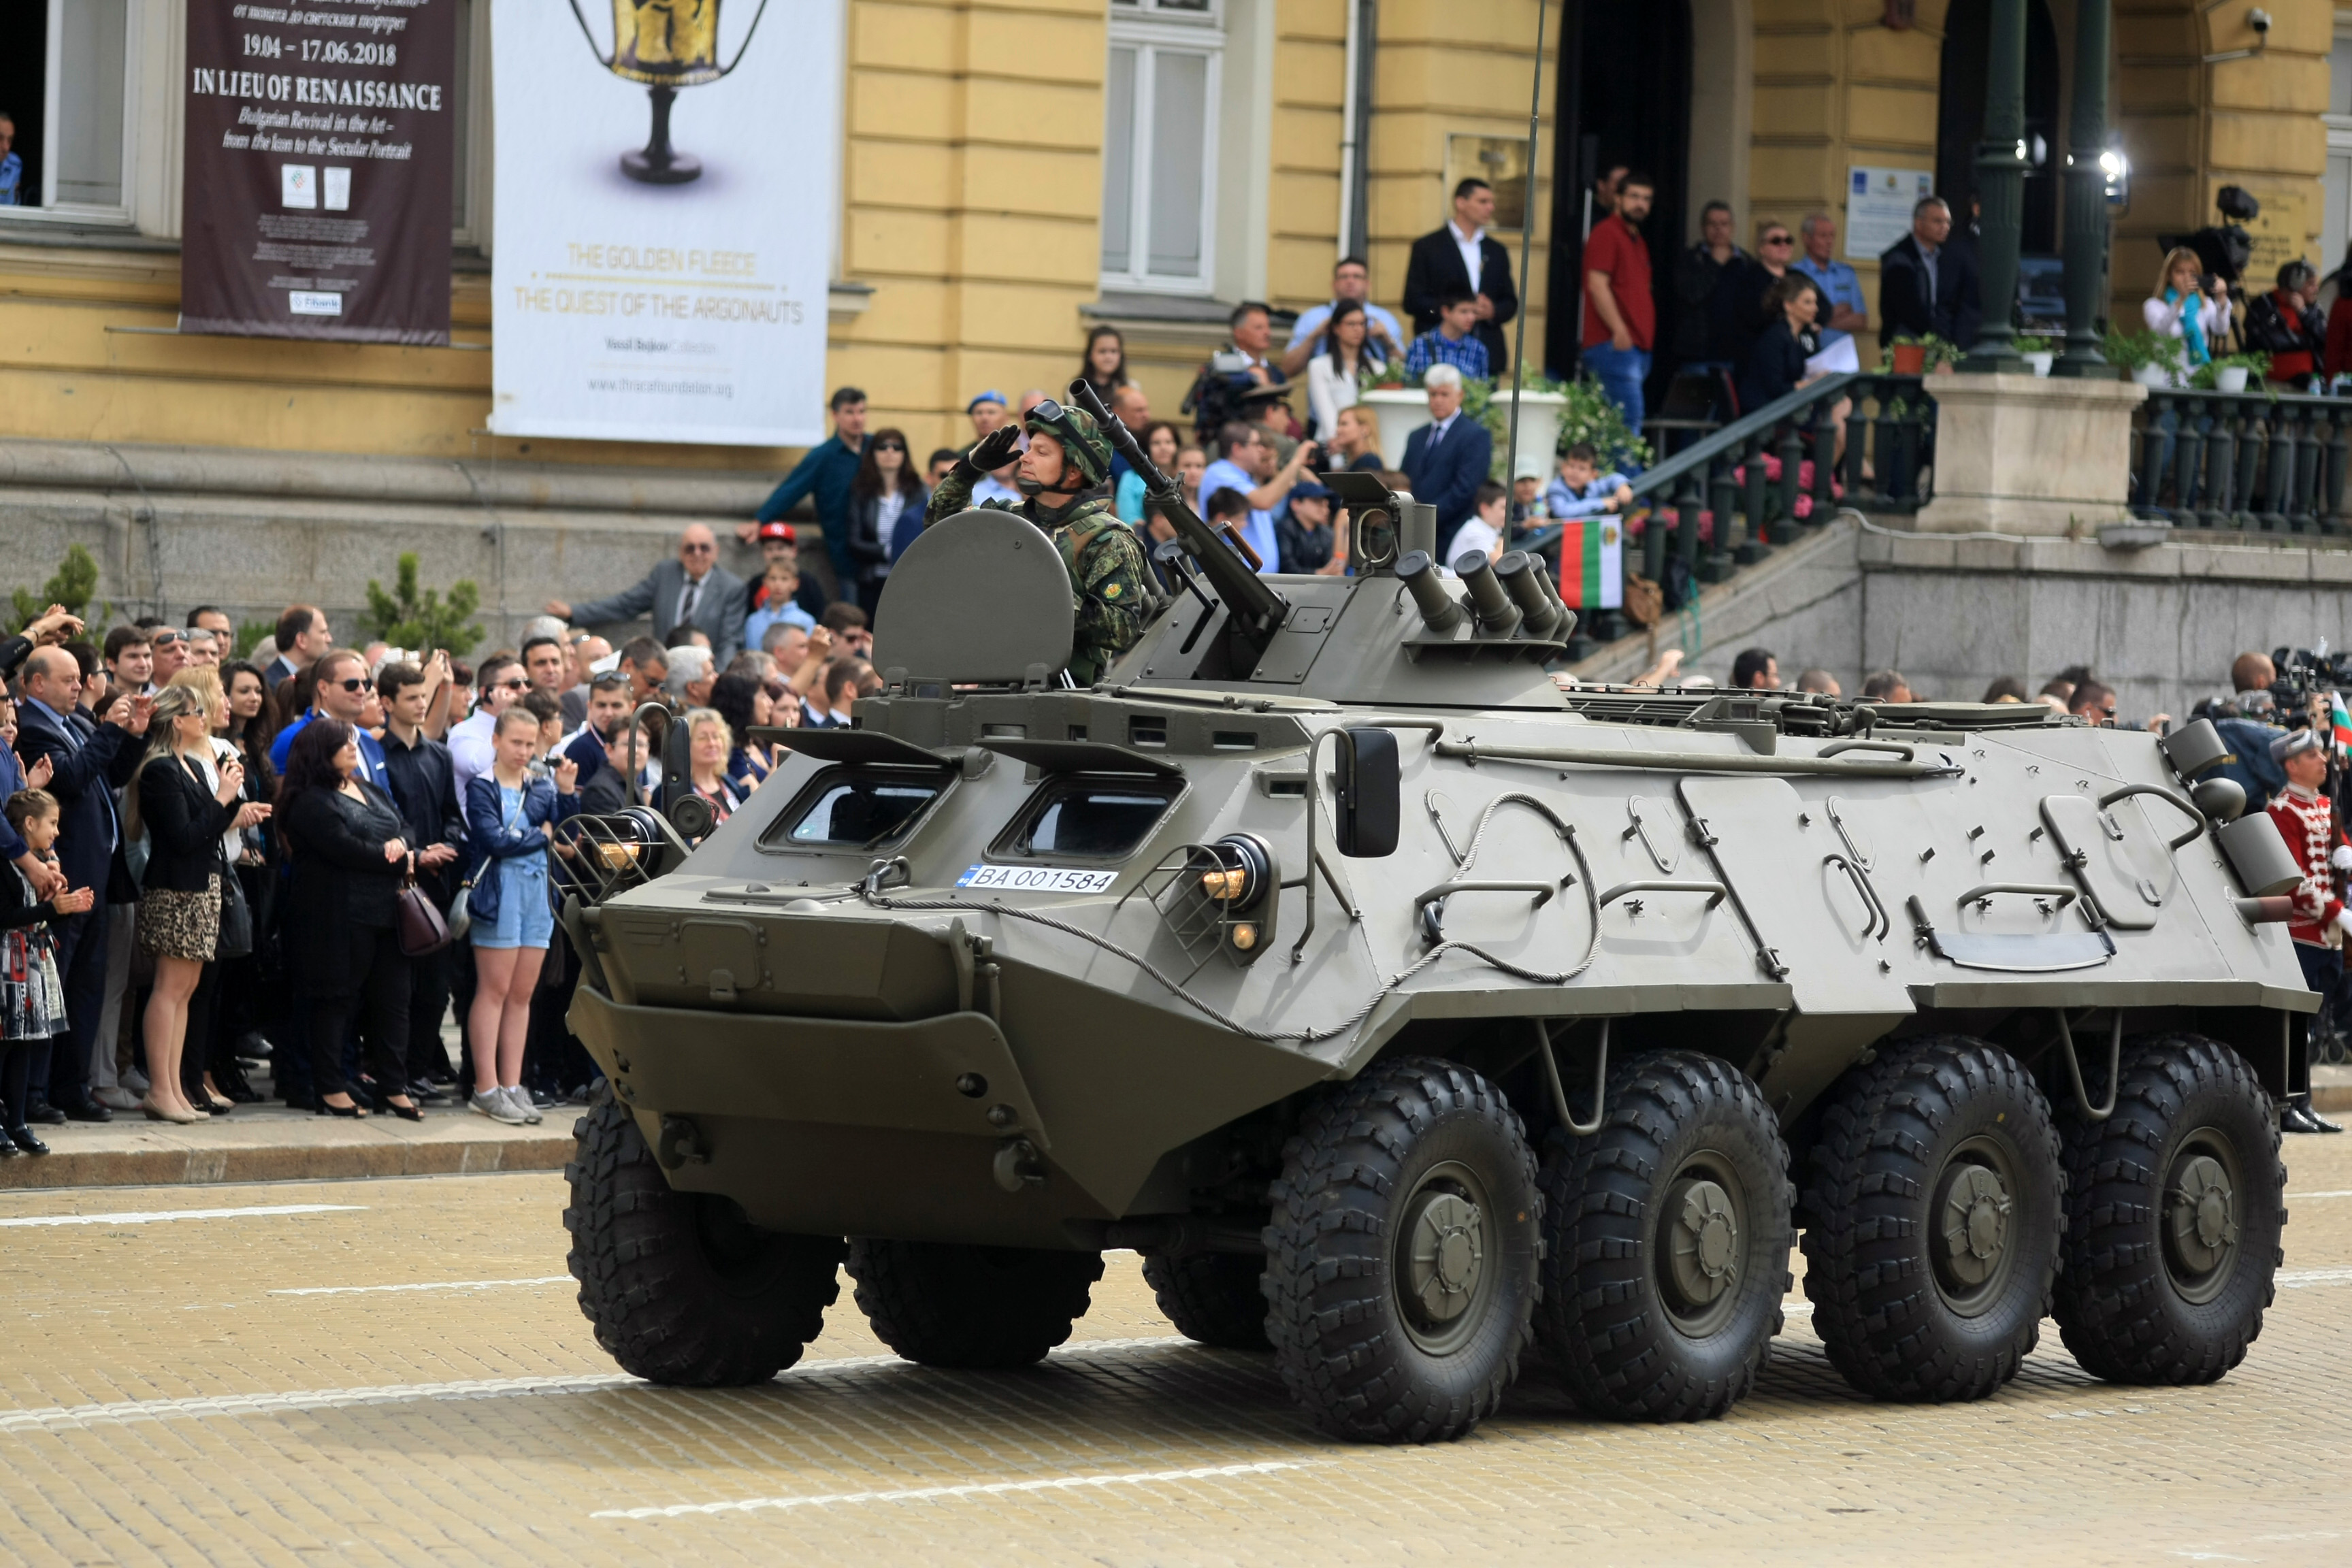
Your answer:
1102,1 -> 1222,293
0,0 -> 132,219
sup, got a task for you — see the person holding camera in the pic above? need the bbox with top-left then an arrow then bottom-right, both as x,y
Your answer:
2143,246 -> 2233,373
1182,303 -> 1284,446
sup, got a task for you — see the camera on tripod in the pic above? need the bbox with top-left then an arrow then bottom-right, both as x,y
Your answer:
2159,185 -> 2259,291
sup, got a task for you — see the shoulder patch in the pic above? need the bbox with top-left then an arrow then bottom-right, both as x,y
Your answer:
1103,582 -> 1122,598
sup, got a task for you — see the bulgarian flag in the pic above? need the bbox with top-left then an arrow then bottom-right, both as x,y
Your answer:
2332,691 -> 2352,754
1556,516 -> 1623,610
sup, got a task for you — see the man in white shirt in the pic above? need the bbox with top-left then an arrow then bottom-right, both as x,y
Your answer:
1280,257 -> 1403,376
448,652 -> 526,798
1198,422 -> 1318,576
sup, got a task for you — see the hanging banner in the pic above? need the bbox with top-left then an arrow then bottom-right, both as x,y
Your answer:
490,0 -> 840,446
180,0 -> 456,344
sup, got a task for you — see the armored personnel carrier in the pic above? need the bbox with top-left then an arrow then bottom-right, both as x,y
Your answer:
557,378 -> 2309,1442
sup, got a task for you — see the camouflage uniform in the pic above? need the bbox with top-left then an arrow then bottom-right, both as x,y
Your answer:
924,416 -> 1152,686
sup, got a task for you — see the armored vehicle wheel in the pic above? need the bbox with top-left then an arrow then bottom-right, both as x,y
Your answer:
847,1240 -> 1105,1369
2053,1033 -> 2285,1384
564,1100 -> 845,1386
1263,1056 -> 1541,1443
1801,1036 -> 2064,1401
1143,1252 -> 1273,1351
1537,1050 -> 1794,1421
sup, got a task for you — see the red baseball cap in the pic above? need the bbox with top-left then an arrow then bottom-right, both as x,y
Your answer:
758,520 -> 797,544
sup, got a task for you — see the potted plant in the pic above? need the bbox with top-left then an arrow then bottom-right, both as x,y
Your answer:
2191,350 -> 2271,394
1879,333 -> 1963,376
2102,327 -> 2182,389
2014,333 -> 2054,377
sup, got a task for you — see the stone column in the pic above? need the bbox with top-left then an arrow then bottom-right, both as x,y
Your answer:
1912,374 -> 2149,534
2054,0 -> 2113,378
1962,0 -> 2028,372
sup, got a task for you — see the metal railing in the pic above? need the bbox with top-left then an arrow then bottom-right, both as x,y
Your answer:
2129,385 -> 2352,536
1525,371 -> 1931,604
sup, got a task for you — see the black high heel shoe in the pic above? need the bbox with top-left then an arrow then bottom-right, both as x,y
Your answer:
385,1100 -> 423,1123
318,1098 -> 366,1119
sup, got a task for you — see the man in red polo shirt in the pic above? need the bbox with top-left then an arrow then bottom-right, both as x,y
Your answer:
1583,170 -> 1657,438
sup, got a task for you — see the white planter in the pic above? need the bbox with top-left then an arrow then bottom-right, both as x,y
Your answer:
2023,352 -> 2053,378
2132,362 -> 2173,389
2216,365 -> 2251,392
1356,386 -> 1567,481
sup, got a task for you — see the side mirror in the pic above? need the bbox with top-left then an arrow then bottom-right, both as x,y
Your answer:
1332,727 -> 1400,858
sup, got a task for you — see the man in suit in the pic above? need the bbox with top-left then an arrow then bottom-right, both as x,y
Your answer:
1401,364 -> 1493,562
1403,178 -> 1520,375
265,604 -> 332,690
546,524 -> 749,664
12,647 -> 147,1123
1878,195 -> 1982,352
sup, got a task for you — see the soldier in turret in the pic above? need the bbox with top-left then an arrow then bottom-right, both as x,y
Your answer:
925,398 -> 1151,686
2267,726 -> 2349,1133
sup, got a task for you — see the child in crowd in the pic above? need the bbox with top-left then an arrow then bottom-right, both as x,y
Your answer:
1444,481 -> 1512,572
2,789 -> 95,1156
1546,441 -> 1635,520
1512,470 -> 1547,523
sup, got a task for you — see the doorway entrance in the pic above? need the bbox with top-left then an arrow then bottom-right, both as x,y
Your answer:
1546,0 -> 1692,380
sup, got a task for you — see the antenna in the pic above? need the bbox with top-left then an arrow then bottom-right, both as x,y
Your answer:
1504,0 -> 1550,502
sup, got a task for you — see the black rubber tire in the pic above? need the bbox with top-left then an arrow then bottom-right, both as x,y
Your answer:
846,1240 -> 1105,1369
1801,1035 -> 2064,1402
1143,1252 -> 1273,1351
564,1100 -> 844,1386
1537,1049 -> 1794,1422
1263,1056 -> 1541,1443
2053,1032 -> 2285,1384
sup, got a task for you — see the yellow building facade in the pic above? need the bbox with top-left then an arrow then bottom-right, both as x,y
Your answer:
0,0 -> 2335,506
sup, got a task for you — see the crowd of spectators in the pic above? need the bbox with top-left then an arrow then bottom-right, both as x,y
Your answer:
0,555 -> 881,1149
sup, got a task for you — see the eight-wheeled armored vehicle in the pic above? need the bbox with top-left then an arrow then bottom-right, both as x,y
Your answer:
557,378 -> 2310,1441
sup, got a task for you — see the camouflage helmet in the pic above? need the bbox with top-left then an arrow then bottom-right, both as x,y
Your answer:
1025,400 -> 1113,489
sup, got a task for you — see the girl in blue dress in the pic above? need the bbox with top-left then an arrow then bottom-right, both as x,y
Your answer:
463,707 -> 578,1126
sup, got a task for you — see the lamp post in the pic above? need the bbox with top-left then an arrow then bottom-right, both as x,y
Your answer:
1961,0 -> 2027,372
2053,0 -> 2114,377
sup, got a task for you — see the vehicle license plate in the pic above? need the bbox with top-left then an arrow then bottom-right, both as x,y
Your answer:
957,864 -> 1118,894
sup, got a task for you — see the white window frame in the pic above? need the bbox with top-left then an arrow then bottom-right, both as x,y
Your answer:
0,0 -> 141,229
1101,3 -> 1224,296
453,0 -> 494,250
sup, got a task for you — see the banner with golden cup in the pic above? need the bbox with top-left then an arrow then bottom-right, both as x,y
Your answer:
493,0 -> 837,445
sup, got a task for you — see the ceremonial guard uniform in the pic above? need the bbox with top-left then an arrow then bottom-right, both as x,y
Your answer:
924,402 -> 1150,687
2265,726 -> 2349,1132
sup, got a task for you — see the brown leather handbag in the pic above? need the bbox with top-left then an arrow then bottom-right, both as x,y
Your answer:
395,875 -> 453,958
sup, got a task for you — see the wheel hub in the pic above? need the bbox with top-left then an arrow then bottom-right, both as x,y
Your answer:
2164,1145 -> 2240,1300
1664,1177 -> 1741,1308
1933,1158 -> 2014,1305
1405,1192 -> 1486,1322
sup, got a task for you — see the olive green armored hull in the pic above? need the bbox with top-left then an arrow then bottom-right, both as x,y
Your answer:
566,647 -> 2311,1250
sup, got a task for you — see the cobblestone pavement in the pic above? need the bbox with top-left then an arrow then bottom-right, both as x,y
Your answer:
1,1134 -> 2348,1566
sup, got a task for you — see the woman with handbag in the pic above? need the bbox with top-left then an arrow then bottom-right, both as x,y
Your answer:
463,707 -> 580,1126
278,719 -> 420,1120
127,682 -> 270,1123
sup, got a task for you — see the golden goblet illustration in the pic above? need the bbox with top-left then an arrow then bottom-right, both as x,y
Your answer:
567,0 -> 772,184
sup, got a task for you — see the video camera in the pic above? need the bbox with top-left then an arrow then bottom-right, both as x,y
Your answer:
2159,185 -> 2259,290
1181,348 -> 1262,440
2269,641 -> 2352,721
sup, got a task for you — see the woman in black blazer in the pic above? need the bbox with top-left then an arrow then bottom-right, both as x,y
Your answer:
1737,272 -> 1820,414
128,681 -> 267,1124
277,719 -> 419,1120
